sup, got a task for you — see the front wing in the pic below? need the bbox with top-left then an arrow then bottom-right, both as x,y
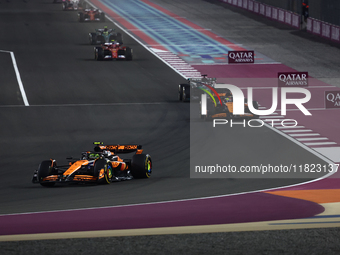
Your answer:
32,172 -> 98,184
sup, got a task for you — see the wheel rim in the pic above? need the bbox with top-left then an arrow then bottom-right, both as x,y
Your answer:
104,164 -> 112,183
107,165 -> 113,179
146,159 -> 152,177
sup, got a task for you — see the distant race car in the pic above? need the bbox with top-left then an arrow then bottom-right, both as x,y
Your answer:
61,0 -> 83,11
78,8 -> 105,22
89,27 -> 123,45
178,75 -> 259,120
94,42 -> 133,61
32,142 -> 152,187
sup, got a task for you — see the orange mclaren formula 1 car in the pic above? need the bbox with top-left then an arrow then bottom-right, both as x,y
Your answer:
94,42 -> 133,61
78,8 -> 105,22
178,75 -> 259,120
32,142 -> 152,187
202,95 -> 259,120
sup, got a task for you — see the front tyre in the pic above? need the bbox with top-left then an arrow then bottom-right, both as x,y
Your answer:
131,154 -> 152,179
37,160 -> 55,187
94,159 -> 112,184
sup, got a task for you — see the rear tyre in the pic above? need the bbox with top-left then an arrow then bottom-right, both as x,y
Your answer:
100,12 -> 105,22
178,84 -> 189,101
116,33 -> 123,44
89,33 -> 97,44
182,84 -> 190,102
131,154 -> 152,179
62,2 -> 67,10
95,47 -> 103,61
78,12 -> 84,22
178,84 -> 183,101
97,35 -> 105,44
125,47 -> 133,61
37,160 -> 55,187
207,99 -> 217,119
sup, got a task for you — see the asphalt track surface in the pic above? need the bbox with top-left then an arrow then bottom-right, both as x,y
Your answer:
0,0 -> 322,215
1,0 -> 340,254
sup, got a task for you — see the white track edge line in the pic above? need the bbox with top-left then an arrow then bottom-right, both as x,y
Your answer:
0,50 -> 29,106
10,52 -> 29,106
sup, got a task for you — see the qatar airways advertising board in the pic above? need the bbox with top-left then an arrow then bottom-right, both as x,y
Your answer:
228,50 -> 254,64
325,90 -> 340,109
278,72 -> 308,87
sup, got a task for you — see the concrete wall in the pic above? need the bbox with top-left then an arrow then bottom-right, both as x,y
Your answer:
254,0 -> 340,26
254,0 -> 300,13
219,0 -> 340,42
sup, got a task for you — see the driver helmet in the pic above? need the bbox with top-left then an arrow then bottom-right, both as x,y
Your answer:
103,150 -> 112,157
224,97 -> 232,103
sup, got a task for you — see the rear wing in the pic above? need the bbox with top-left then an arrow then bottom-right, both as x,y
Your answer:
96,28 -> 114,32
94,142 -> 143,154
188,75 -> 217,88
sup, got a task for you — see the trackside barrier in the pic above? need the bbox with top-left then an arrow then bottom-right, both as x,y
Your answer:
221,0 -> 340,43
307,18 -> 340,43
221,0 -> 300,29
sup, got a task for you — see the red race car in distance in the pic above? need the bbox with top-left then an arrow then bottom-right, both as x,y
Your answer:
94,42 -> 133,61
78,8 -> 105,22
